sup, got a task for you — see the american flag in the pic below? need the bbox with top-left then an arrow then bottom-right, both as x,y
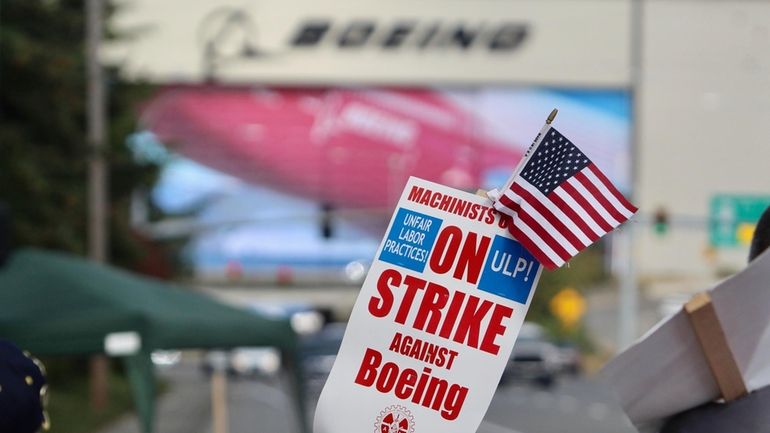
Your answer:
492,127 -> 637,269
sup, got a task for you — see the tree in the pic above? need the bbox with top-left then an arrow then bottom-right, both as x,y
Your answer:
0,0 -> 157,268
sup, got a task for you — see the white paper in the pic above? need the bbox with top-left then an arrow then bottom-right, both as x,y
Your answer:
104,331 -> 141,356
602,247 -> 770,426
314,177 -> 543,433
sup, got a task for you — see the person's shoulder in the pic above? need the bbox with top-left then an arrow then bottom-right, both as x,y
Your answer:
0,340 -> 47,433
749,205 -> 770,262
661,385 -> 770,433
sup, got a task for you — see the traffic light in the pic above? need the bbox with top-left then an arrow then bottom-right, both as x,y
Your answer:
320,202 -> 334,239
653,207 -> 669,236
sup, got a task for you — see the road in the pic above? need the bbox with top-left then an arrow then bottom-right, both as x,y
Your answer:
100,361 -> 637,433
483,378 -> 636,433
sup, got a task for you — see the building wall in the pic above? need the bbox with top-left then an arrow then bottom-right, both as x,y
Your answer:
109,0 -> 770,282
636,0 -> 770,280
105,0 -> 631,87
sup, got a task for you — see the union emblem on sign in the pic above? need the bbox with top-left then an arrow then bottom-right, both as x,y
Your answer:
375,405 -> 415,433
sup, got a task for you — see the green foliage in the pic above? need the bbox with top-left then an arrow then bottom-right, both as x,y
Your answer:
44,358 -> 134,433
41,355 -> 168,433
524,243 -> 610,351
0,2 -> 160,428
0,0 -> 156,268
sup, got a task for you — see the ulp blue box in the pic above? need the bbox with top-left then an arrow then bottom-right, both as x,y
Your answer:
477,235 -> 541,304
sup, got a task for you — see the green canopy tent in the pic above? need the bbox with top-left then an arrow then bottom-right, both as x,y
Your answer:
0,248 -> 308,433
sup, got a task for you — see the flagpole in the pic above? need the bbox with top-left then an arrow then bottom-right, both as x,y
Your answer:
498,108 -> 558,194
546,108 -> 558,125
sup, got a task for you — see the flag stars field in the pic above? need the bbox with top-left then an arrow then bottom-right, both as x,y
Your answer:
492,126 -> 637,269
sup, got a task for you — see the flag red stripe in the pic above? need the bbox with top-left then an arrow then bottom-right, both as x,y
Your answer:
507,224 -> 558,269
574,171 -> 628,225
514,208 -> 573,263
548,189 -> 601,241
587,164 -> 637,213
511,182 -> 587,250
560,182 -> 614,233
498,194 -> 520,214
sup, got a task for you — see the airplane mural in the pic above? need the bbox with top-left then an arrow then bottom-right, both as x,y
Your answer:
138,86 -> 630,279
140,86 -> 526,209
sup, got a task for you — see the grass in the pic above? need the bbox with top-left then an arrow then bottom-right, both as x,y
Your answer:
46,369 -> 135,433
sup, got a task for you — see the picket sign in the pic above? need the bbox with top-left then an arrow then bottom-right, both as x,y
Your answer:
684,292 -> 748,402
314,177 -> 543,433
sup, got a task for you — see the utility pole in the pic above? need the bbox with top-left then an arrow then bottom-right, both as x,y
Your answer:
86,0 -> 109,411
617,0 -> 644,351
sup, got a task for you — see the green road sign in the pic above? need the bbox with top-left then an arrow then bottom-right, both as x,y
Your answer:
710,195 -> 770,247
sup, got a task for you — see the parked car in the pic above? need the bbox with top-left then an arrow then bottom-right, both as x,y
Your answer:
299,322 -> 347,396
201,346 -> 284,379
554,342 -> 582,376
501,322 -> 562,388
151,350 -> 182,367
201,302 -> 326,378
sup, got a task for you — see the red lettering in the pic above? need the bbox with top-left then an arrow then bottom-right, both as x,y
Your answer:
445,350 -> 459,370
453,295 -> 493,351
480,304 -> 513,355
424,343 -> 439,365
411,368 -> 431,404
354,348 -> 381,386
450,198 -> 468,216
371,269 -> 511,357
498,213 -> 511,228
484,207 -> 496,224
430,191 -> 441,208
429,226 -> 462,274
442,385 -> 468,420
435,347 -> 447,367
388,332 -> 403,352
395,369 -> 417,399
468,203 -> 480,220
400,335 -> 413,355
453,232 -> 491,284
368,269 -> 400,317
413,282 -> 449,334
376,362 -> 400,392
356,348 -> 468,420
423,376 -> 449,410
408,186 -> 425,202
438,193 -> 453,211
419,191 -> 431,205
439,291 -> 465,339
395,275 -> 426,324
409,339 -> 422,358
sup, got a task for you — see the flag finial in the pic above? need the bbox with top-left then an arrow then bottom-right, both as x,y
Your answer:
546,108 -> 558,125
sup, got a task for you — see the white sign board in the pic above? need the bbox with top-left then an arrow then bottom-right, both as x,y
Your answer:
105,0 -> 630,87
602,247 -> 770,429
314,177 -> 542,433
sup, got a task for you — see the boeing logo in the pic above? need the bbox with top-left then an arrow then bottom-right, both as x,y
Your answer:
290,19 -> 529,52
198,7 -> 530,74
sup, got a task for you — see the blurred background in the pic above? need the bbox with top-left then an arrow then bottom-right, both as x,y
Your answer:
1,1 -> 769,432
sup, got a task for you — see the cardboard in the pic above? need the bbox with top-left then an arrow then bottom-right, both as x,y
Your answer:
602,248 -> 770,428
684,292 -> 747,402
314,177 -> 543,433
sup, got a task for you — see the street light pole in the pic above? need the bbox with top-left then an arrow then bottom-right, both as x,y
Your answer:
86,0 -> 110,411
617,0 -> 644,351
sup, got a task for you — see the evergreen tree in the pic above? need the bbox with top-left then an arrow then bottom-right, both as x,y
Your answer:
0,0 -> 156,267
